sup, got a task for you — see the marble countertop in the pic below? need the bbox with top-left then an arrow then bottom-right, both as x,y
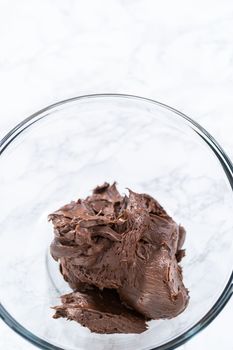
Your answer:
0,0 -> 232,349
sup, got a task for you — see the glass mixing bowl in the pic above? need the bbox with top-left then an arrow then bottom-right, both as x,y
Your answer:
0,94 -> 232,350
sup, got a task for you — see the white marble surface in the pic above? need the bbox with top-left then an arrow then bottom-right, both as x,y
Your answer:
0,0 -> 232,349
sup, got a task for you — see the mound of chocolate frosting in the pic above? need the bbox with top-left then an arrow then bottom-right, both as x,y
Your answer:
49,182 -> 189,333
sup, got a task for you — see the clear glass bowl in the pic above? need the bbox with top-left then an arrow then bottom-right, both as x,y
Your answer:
0,94 -> 232,350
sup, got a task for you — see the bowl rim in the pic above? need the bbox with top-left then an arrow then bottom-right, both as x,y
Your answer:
0,93 -> 232,350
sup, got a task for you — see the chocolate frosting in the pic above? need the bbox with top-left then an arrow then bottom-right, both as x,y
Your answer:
49,182 -> 189,333
53,288 -> 147,334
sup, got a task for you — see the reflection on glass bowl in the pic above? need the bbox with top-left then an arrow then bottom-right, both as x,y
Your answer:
0,94 -> 232,350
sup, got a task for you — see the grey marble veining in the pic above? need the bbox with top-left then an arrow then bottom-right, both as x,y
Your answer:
0,96 -> 232,350
0,1 -> 233,349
